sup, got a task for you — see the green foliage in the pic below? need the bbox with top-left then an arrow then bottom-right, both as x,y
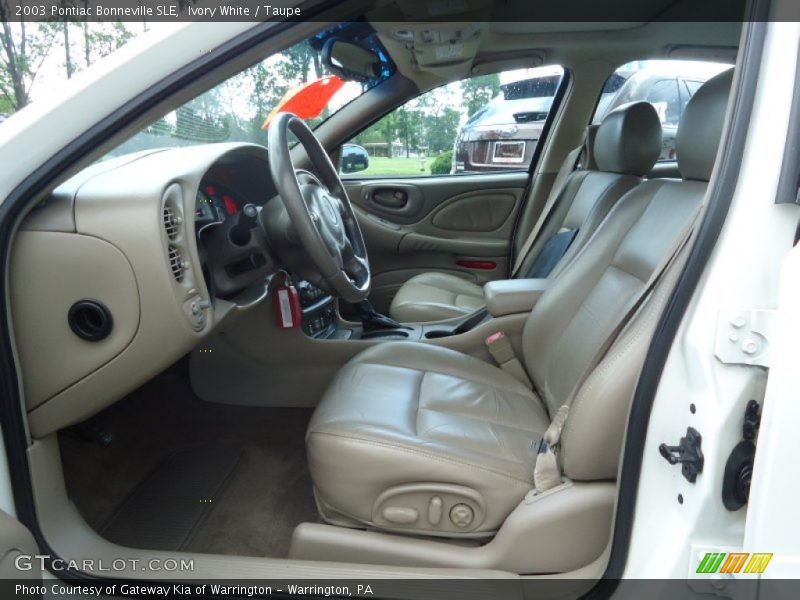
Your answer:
461,74 -> 500,118
0,15 -> 138,113
359,156 -> 431,177
0,20 -> 59,110
243,40 -> 331,140
143,118 -> 174,136
0,93 -> 14,114
429,150 -> 453,175
79,21 -> 135,69
0,18 -> 509,172
354,101 -> 460,160
425,107 -> 460,154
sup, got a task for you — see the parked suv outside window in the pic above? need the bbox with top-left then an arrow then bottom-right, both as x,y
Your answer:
452,66 -> 564,173
593,60 -> 732,161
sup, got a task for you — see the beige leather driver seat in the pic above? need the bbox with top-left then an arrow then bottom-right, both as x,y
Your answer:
307,70 -> 732,541
388,101 -> 664,323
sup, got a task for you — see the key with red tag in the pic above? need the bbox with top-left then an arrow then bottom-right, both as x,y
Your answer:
275,285 -> 301,329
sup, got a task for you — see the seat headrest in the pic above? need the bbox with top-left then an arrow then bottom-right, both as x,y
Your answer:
677,68 -> 734,181
593,101 -> 662,176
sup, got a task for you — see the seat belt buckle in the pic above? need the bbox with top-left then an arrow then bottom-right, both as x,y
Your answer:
485,331 -> 515,364
485,331 -> 532,388
486,331 -> 505,344
274,285 -> 301,329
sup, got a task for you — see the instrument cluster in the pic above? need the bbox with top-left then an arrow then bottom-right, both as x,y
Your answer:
195,182 -> 243,226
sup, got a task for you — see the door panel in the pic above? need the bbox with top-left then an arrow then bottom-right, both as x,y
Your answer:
344,171 -> 528,312
0,509 -> 40,581
357,182 -> 425,222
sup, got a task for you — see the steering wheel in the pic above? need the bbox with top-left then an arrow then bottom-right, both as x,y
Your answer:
267,112 -> 371,303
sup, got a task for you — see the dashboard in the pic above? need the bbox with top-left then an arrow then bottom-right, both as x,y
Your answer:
10,142 -> 331,438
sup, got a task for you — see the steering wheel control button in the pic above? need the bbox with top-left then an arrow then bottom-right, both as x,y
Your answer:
428,496 -> 443,525
449,503 -> 474,528
381,506 -> 419,525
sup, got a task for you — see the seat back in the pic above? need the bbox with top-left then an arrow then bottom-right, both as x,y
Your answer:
516,101 -> 663,278
522,69 -> 734,480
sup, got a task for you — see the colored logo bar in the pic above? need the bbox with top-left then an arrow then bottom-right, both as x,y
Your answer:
697,552 -> 773,574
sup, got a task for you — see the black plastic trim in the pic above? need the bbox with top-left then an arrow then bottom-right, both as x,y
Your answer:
590,13 -> 767,592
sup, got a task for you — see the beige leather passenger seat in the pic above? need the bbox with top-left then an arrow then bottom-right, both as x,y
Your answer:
306,71 -> 732,550
388,101 -> 664,323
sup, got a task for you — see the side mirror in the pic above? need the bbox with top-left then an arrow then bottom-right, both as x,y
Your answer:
322,39 -> 382,83
340,144 -> 370,174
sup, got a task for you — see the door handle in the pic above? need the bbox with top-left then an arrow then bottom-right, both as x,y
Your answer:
371,189 -> 408,210
354,182 -> 422,220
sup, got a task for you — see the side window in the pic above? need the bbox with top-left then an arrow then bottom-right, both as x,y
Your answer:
646,79 -> 681,127
592,60 -> 732,162
680,79 -> 703,112
340,66 -> 564,178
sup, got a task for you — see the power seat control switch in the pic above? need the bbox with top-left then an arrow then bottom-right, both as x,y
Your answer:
659,427 -> 704,483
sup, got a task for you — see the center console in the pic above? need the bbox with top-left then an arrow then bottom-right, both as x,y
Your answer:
294,279 -> 491,342
295,277 -> 549,344
296,280 -> 340,338
483,278 -> 549,317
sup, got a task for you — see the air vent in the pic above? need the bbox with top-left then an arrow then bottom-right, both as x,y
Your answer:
168,245 -> 185,282
163,204 -> 180,240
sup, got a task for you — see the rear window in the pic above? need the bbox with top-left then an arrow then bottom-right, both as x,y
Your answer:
502,75 -> 562,100
592,59 -> 733,162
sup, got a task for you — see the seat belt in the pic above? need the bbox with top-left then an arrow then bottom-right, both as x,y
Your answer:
532,202 -> 704,494
511,143 -> 583,277
485,331 -> 533,388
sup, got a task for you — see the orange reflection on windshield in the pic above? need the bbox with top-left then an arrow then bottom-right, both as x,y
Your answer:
262,75 -> 346,129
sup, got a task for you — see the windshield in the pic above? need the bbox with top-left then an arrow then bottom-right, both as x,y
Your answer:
109,24 -> 394,158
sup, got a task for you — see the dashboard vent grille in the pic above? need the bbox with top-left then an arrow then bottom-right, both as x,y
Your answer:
163,204 -> 179,240
168,245 -> 184,282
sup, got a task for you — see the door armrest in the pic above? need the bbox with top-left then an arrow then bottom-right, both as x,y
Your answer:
484,279 -> 549,317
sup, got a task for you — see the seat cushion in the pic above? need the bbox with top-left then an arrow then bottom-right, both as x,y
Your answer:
306,343 -> 550,536
389,272 -> 485,323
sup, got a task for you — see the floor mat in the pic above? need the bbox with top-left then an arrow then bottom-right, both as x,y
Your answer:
60,360 -> 320,558
100,445 -> 240,551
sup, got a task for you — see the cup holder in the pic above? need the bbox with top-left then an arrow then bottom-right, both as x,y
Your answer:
424,330 -> 453,339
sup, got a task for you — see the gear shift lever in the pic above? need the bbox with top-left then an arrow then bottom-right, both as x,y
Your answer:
355,299 -> 411,332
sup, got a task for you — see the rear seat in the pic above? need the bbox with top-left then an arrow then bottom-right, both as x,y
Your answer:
389,101 -> 664,323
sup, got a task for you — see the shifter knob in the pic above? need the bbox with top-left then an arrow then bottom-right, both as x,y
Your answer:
238,203 -> 259,229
